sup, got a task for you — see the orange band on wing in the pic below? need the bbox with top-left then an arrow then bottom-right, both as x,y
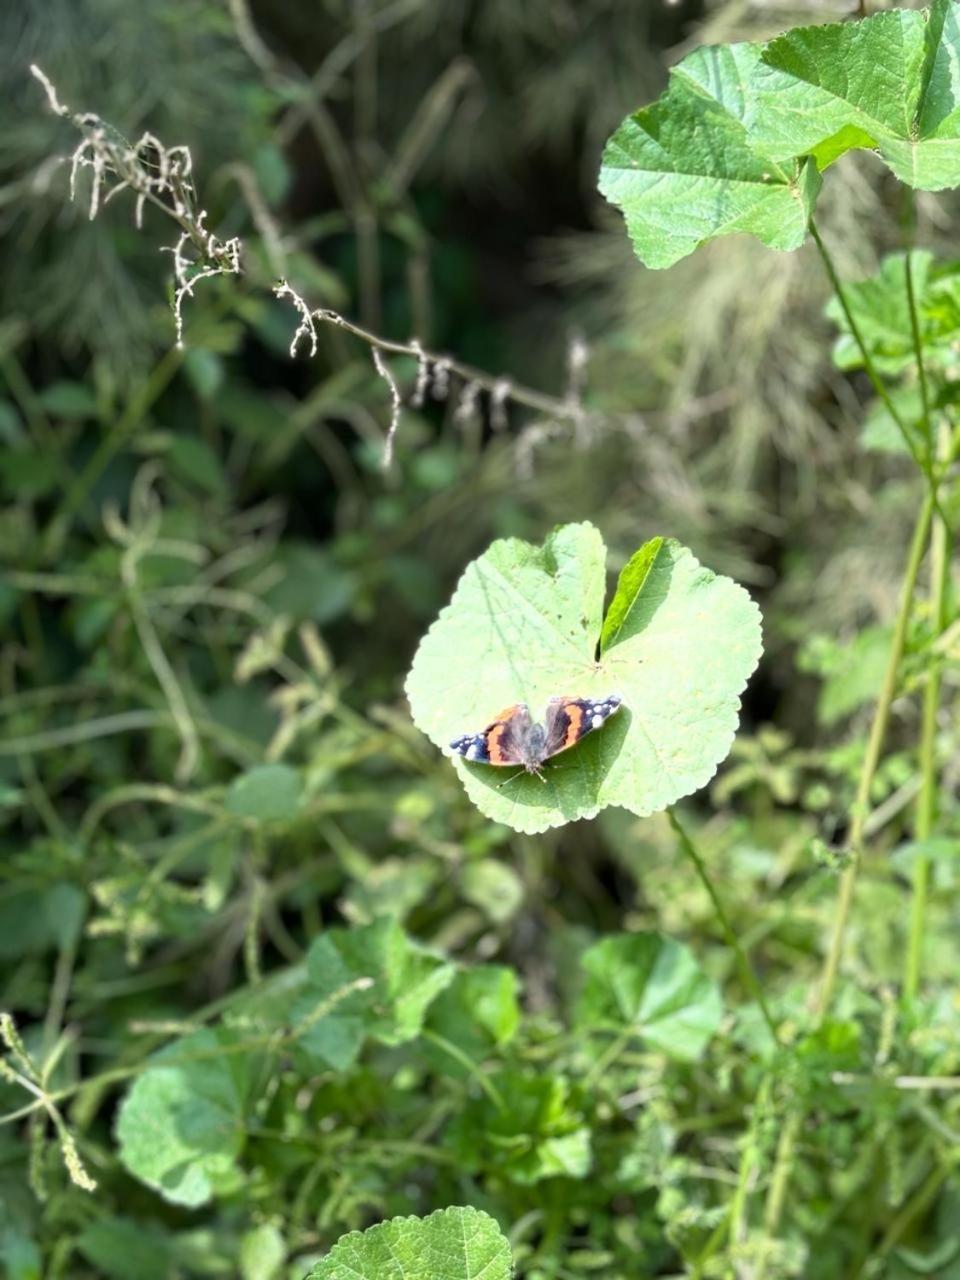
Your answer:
486,722 -> 509,764
488,706 -> 518,726
561,702 -> 585,749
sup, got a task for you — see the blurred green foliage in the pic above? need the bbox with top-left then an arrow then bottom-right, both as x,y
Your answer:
2,0 -> 960,1277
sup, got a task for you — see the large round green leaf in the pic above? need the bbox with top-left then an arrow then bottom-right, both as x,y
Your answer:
405,523 -> 762,834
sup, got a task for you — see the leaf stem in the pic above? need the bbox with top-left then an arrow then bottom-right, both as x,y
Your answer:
668,809 -> 779,1047
815,488 -> 933,1016
904,250 -> 933,453
905,423 -> 952,1002
759,486 -> 935,1264
809,218 -> 931,480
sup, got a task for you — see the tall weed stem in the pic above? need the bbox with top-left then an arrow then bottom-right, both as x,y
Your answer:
760,229 -> 941,1260
905,424 -> 953,1001
668,809 -> 779,1047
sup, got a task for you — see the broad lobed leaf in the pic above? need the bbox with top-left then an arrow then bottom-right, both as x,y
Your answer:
406,524 -> 762,834
601,0 -> 960,268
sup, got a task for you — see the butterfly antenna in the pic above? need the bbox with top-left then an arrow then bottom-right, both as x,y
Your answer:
496,768 -> 526,790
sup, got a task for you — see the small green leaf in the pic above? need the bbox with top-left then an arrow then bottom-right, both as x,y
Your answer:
0,449 -> 61,500
826,252 -> 935,376
600,536 -> 664,650
425,967 -> 520,1076
303,1206 -> 512,1280
76,1218 -> 174,1280
36,381 -> 98,419
406,523 -> 762,834
449,1071 -> 591,1184
577,932 -> 723,1061
183,348 -> 225,400
260,541 -> 356,624
115,1028 -> 266,1206
297,918 -> 455,1067
0,884 -> 85,959
224,763 -> 302,822
168,434 -> 228,496
239,1223 -> 285,1280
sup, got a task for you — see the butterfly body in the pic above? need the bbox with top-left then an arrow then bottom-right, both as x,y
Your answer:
449,695 -> 622,780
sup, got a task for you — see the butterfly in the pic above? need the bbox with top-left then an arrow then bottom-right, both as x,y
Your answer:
449,695 -> 622,782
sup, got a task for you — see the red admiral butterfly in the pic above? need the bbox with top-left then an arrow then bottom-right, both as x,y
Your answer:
450,695 -> 622,781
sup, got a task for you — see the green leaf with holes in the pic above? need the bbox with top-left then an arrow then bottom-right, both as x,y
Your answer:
405,523 -> 762,834
303,1206 -> 512,1280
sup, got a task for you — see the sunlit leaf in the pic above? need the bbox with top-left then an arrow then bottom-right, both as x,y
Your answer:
303,1206 -> 512,1280
406,524 -> 762,834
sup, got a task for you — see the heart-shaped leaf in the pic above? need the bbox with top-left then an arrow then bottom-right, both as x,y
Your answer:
405,523 -> 762,834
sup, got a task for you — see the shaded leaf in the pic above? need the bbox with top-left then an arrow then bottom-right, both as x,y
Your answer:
297,918 -> 455,1068
115,1028 -> 266,1207
425,966 -> 520,1077
448,1071 -> 591,1185
577,932 -> 723,1061
224,763 -> 302,822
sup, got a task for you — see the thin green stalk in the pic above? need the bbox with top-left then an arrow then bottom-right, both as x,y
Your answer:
905,425 -> 952,1002
904,250 -> 933,452
421,1030 -> 505,1111
758,232 -> 940,1257
668,809 -> 779,1047
45,346 -> 182,554
809,219 -> 931,481
815,488 -> 934,1019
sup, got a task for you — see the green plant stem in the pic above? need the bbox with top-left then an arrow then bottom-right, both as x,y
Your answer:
668,809 -> 779,1047
815,487 -> 934,1019
809,219 -> 931,480
905,424 -> 953,1002
760,226 -> 940,1255
45,346 -> 182,554
759,484 -> 936,1268
904,250 -> 933,451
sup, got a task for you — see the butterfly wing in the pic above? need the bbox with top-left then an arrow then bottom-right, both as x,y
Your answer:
449,704 -> 532,767
542,694 -> 622,760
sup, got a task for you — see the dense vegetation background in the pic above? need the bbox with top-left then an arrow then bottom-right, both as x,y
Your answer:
2,1 -> 959,1277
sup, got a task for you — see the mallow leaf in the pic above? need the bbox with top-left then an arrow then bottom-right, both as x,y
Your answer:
406,524 -> 762,834
447,1071 -> 592,1185
602,0 -> 960,269
599,42 -> 821,269
303,1205 -> 512,1280
577,932 -> 723,1061
751,0 -> 960,191
826,250 -> 960,380
222,919 -> 455,1074
298,917 -> 455,1066
115,1028 -> 267,1207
